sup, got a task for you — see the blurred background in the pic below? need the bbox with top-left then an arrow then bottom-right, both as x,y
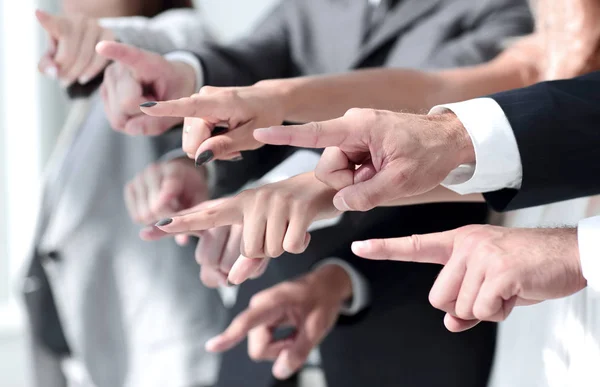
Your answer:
0,1 -> 277,385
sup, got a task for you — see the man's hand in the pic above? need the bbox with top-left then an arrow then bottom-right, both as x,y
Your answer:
204,264 -> 351,380
137,82 -> 287,164
96,41 -> 197,135
254,108 -> 474,212
352,225 -> 587,332
36,9 -> 115,87
124,157 -> 209,225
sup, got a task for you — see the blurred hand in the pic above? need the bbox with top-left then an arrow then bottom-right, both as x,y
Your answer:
352,225 -> 586,332
96,41 -> 197,135
143,172 -> 340,284
536,0 -> 600,80
193,224 -> 270,288
138,82 -> 287,164
124,157 -> 208,225
36,9 -> 115,87
254,109 -> 474,212
205,264 -> 351,380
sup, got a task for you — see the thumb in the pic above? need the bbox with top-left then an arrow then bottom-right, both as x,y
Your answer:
96,41 -> 162,79
35,10 -> 61,38
351,229 -> 458,265
332,167 -> 402,212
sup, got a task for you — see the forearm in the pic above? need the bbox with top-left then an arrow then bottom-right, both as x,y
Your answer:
263,51 -> 533,123
382,186 -> 484,207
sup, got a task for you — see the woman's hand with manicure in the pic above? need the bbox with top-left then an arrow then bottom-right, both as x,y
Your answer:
147,172 -> 341,285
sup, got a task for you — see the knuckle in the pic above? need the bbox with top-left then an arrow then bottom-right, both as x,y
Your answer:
428,290 -> 447,311
249,292 -> 269,308
283,238 -> 307,255
198,86 -> 216,95
248,346 -> 265,362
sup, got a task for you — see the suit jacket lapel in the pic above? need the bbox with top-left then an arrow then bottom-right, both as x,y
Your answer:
350,0 -> 442,68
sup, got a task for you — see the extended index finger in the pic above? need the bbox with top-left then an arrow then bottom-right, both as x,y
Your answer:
351,229 -> 459,265
139,95 -> 229,119
205,303 -> 283,353
155,199 -> 242,233
253,117 -> 353,148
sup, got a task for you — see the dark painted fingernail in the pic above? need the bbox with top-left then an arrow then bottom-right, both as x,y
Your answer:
140,101 -> 158,108
226,279 -> 234,287
155,218 -> 173,227
228,155 -> 244,162
195,150 -> 214,167
211,126 -> 228,136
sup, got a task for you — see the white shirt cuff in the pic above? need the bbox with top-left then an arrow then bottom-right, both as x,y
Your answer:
164,51 -> 204,94
430,98 -> 523,195
314,258 -> 370,316
578,216 -> 600,292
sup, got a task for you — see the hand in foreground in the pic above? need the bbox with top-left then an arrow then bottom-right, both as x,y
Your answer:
124,157 -> 209,226
205,264 -> 351,380
96,41 -> 197,135
254,109 -> 474,212
36,9 -> 115,87
143,172 -> 340,284
137,82 -> 286,164
352,225 -> 586,332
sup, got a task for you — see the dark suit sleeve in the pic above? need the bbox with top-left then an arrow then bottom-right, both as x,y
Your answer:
483,71 -> 600,211
426,0 -> 533,68
192,2 -> 296,87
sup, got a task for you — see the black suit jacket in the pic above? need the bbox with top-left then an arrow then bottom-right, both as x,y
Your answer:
484,71 -> 600,211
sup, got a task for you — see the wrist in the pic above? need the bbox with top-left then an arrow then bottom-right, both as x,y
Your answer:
171,61 -> 198,98
310,264 -> 353,303
255,78 -> 304,120
428,111 -> 475,167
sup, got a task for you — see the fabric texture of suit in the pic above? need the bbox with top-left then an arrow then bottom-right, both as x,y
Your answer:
483,71 -> 600,211
190,0 -> 533,386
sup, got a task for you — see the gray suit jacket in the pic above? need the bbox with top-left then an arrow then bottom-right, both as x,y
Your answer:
22,95 -> 226,387
195,0 -> 533,196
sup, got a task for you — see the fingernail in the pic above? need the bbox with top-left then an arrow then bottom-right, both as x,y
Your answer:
205,337 -> 220,351
254,127 -> 271,135
155,218 -> 173,227
351,241 -> 367,254
273,362 -> 292,380
184,125 -> 191,134
333,196 -> 351,212
228,155 -> 244,162
78,75 -> 90,85
211,126 -> 228,136
60,79 -> 71,88
195,150 -> 214,167
140,101 -> 158,108
44,66 -> 57,79
226,279 -> 234,287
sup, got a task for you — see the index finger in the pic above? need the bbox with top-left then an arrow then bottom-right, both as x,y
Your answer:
139,95 -> 229,119
35,10 -> 61,38
253,117 -> 352,148
351,229 -> 459,265
205,303 -> 283,353
155,199 -> 242,233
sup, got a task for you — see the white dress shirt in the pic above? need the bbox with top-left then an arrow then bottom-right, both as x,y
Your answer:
430,98 -> 600,292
